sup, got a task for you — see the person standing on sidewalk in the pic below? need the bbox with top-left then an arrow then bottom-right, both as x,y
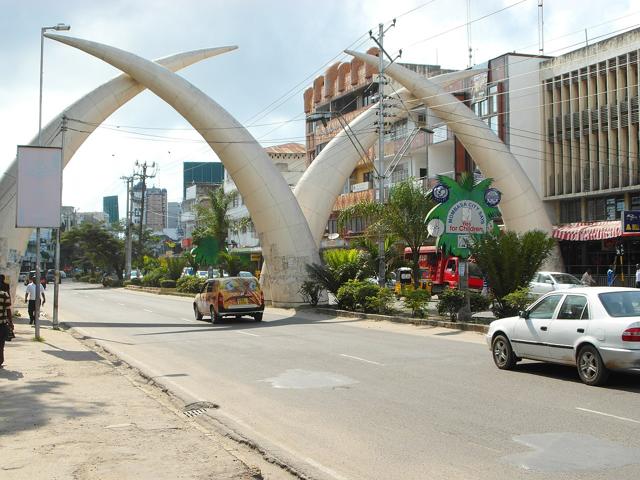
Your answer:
635,264 -> 640,288
0,277 -> 12,368
25,276 -> 45,325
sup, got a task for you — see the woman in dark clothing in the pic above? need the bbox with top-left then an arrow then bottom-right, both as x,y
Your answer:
0,274 -> 13,368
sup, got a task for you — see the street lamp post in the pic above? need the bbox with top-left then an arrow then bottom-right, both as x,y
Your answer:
35,23 -> 70,338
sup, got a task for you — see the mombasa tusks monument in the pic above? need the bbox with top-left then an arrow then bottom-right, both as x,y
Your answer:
0,34 -> 556,306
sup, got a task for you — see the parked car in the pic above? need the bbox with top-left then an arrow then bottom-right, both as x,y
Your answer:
529,271 -> 582,297
18,271 -> 29,283
196,270 -> 210,278
181,267 -> 194,277
45,269 -> 62,283
193,276 -> 264,323
238,271 -> 253,278
487,287 -> 640,386
130,269 -> 143,279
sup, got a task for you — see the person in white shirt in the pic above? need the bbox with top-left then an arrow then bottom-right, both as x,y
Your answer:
635,264 -> 640,288
24,277 -> 45,325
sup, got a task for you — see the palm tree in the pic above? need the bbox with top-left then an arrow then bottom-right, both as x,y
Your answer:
338,178 -> 435,288
192,188 -> 237,249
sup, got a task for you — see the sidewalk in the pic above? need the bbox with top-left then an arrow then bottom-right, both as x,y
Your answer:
0,313 -> 262,479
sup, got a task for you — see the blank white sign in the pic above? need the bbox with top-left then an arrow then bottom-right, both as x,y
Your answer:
16,146 -> 62,228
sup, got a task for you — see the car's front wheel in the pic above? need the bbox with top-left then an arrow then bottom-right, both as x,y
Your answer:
492,334 -> 517,370
577,345 -> 609,386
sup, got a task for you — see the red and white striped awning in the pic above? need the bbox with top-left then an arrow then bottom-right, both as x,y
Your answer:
552,221 -> 622,241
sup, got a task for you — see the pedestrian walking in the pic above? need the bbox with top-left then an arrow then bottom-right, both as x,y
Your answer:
607,265 -> 616,287
635,264 -> 640,288
0,276 -> 13,368
25,276 -> 45,325
581,269 -> 596,286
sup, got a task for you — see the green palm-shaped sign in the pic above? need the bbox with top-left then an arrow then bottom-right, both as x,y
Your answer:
425,174 -> 501,259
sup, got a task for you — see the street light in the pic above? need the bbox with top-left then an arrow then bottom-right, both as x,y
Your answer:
39,23 -> 71,146
35,23 -> 70,337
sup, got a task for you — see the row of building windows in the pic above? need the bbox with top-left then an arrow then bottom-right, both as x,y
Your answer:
559,195 -> 640,223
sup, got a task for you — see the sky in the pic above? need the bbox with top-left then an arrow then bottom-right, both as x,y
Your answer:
1,0 -> 639,218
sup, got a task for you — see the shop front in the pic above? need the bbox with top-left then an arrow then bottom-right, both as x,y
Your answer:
553,216 -> 640,287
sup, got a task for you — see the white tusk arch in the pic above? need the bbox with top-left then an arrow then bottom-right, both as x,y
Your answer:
295,69 -> 486,247
0,46 -> 236,291
344,49 -> 554,235
45,33 -> 320,306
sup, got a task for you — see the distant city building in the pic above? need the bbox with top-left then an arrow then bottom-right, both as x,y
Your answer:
167,201 -> 181,229
183,162 -> 224,198
103,195 -> 119,224
145,187 -> 168,232
76,211 -> 109,225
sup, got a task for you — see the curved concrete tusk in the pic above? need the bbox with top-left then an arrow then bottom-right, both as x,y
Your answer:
0,46 -> 236,291
344,49 -> 554,237
45,33 -> 320,306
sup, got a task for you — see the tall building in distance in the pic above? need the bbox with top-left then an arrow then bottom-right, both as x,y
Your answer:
102,195 -> 119,224
183,162 -> 224,198
167,202 -> 181,229
145,187 -> 168,232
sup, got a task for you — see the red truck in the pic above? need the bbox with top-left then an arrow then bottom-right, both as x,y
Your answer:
404,246 -> 484,294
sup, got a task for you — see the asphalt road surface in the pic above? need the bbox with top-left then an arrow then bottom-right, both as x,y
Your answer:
46,283 -> 640,480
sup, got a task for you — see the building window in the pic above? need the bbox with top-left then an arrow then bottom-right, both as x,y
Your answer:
232,196 -> 239,208
390,165 -> 408,185
363,171 -> 373,183
327,218 -> 338,234
560,199 -> 581,223
586,196 -> 624,221
489,116 -> 498,134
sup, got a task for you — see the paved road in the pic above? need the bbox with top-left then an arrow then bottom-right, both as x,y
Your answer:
48,283 -> 640,480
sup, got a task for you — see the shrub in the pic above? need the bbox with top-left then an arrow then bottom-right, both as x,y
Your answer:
123,280 -> 132,287
364,288 -> 395,315
496,287 -> 534,318
103,277 -> 123,288
78,274 -> 91,283
160,279 -> 177,289
470,291 -> 491,313
299,280 -> 322,306
437,288 -> 465,320
337,280 -> 380,311
176,275 -> 206,294
129,277 -> 141,286
142,267 -> 168,287
403,289 -> 431,318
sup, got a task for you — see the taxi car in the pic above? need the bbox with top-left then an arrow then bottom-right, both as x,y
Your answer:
487,287 -> 640,386
193,276 -> 264,323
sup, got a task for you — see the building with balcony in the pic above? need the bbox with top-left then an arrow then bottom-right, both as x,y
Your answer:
144,187 -> 168,233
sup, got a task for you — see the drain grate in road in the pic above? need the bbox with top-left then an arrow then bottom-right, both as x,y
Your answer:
183,408 -> 208,418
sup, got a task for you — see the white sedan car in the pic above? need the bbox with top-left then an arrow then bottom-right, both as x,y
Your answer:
487,287 -> 640,386
529,271 -> 583,297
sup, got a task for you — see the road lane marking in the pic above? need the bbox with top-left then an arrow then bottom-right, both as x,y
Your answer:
339,354 -> 384,366
143,308 -> 153,313
237,331 -> 259,337
576,407 -> 640,424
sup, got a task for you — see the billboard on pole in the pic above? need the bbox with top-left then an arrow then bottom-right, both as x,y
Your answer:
16,145 -> 62,228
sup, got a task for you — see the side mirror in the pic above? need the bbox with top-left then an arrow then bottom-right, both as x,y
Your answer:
519,310 -> 530,319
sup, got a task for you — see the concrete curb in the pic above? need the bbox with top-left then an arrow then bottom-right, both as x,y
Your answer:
124,285 -> 194,297
314,307 -> 490,333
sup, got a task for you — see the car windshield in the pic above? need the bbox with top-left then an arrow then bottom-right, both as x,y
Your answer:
599,291 -> 640,317
551,273 -> 581,285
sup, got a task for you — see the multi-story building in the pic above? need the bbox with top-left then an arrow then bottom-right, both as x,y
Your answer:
303,48 -> 456,245
167,201 -> 181,229
102,195 -> 119,224
541,28 -> 640,280
144,187 -> 167,233
183,161 -> 224,198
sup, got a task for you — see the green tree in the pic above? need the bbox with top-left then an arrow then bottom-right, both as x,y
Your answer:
192,188 -> 237,249
338,178 -> 435,288
61,223 -> 125,278
306,249 -> 369,296
470,230 -> 555,318
218,252 -> 248,276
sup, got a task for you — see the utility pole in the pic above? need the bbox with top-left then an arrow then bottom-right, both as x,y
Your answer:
52,115 -> 67,330
121,175 -> 133,279
370,20 -> 397,287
